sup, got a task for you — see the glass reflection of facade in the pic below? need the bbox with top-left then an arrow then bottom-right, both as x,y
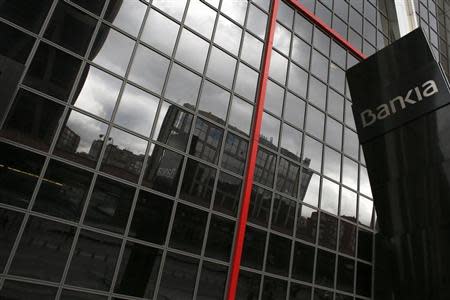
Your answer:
0,0 -> 416,299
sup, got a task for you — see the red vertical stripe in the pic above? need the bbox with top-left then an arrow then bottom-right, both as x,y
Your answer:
226,1 -> 366,299
226,0 -> 280,299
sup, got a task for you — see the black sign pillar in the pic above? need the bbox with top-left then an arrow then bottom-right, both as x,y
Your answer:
347,28 -> 450,300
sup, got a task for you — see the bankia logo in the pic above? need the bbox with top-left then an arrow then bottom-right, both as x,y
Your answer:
360,80 -> 439,128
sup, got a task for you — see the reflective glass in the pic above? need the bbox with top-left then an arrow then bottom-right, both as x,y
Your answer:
170,204 -> 207,254
235,63 -> 259,102
342,157 -> 358,190
165,63 -> 202,107
190,118 -> 224,164
10,216 -> 74,282
294,13 -> 313,42
313,28 -> 331,55
269,50 -> 288,84
142,9 -> 179,55
290,283 -> 311,300
266,234 -> 291,276
242,226 -> 266,269
222,132 -> 248,175
265,80 -> 284,117
114,242 -> 162,298
228,96 -> 253,136
24,43 -> 81,101
249,186 -> 272,227
0,209 -> 22,270
359,196 -> 374,228
337,256 -> 355,293
2,90 -> 64,151
157,253 -> 198,299
271,195 -> 295,235
327,89 -> 344,121
343,128 -> 359,159
254,147 -> 276,187
280,123 -> 302,160
198,81 -> 230,124
288,63 -> 308,98
185,0 -> 216,38
283,92 -> 305,129
323,146 -> 341,181
260,112 -> 280,149
207,47 -> 237,88
60,289 -> 107,300
0,280 -> 56,300
142,145 -> 183,196
296,203 -> 317,242
277,1 -> 294,27
45,2 -> 96,56
319,213 -> 338,249
152,0 -> 187,21
105,0 -> 146,36
340,221 -> 356,256
236,270 -> 261,300
325,116 -> 343,150
114,84 -> 159,136
214,15 -> 242,55
176,29 -> 209,72
100,128 -> 147,182
197,262 -> 228,300
222,0 -> 247,24
214,172 -> 242,216
84,176 -> 135,234
205,215 -> 235,261
321,178 -> 339,215
305,106 -> 324,139
331,41 -> 347,69
153,101 -> 193,151
0,0 -> 53,33
291,35 -> 311,69
241,32 -> 263,69
356,262 -> 372,297
180,158 -> 216,207
360,166 -> 372,197
66,229 -> 121,291
247,4 -> 268,39
0,143 -> 44,208
308,76 -> 327,110
129,191 -> 173,244
302,135 -> 323,173
129,45 -> 170,95
70,0 -> 106,15
329,63 -> 346,94
315,249 -> 336,288
273,23 -> 291,56
90,25 -> 134,76
340,187 -> 357,219
72,65 -> 122,120
276,157 -> 300,197
292,242 -> 315,282
262,277 -> 287,300
0,22 -> 34,64
55,110 -> 108,168
33,160 -> 92,221
311,50 -> 329,82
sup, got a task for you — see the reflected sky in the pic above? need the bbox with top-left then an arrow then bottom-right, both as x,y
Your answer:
228,96 -> 253,136
152,0 -> 187,21
185,0 -> 216,38
321,178 -> 339,215
106,0 -> 146,36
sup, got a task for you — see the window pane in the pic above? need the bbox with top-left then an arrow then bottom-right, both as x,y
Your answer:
205,215 -> 235,261
249,186 -> 272,227
207,47 -> 237,88
315,249 -> 336,288
247,4 -> 267,39
180,158 -> 216,207
165,63 -> 202,106
260,112 -> 280,150
229,96 -> 253,136
176,29 -> 209,72
214,16 -> 242,55
292,242 -> 315,282
319,213 -> 338,250
142,9 -> 179,55
0,0 -> 53,33
185,0 -> 216,38
271,195 -> 296,235
296,204 -> 317,243
283,92 -> 305,129
170,204 -> 207,254
190,118 -> 224,164
105,0 -> 146,36
235,63 -> 259,102
198,80 -> 230,125
266,234 -> 291,276
221,132 -> 248,175
214,172 -> 242,216
241,32 -> 263,69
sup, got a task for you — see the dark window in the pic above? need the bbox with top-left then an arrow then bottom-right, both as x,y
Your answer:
70,0 -> 106,15
254,147 -> 276,187
205,215 -> 235,262
142,145 -> 184,196
290,283 -> 312,300
261,276 -> 287,300
24,43 -> 82,101
169,204 -> 207,254
190,118 -> 224,164
292,242 -> 315,282
0,22 -> 35,63
0,0 -> 53,33
114,242 -> 162,298
337,256 -> 355,293
45,2 -> 97,56
196,262 -> 228,300
236,270 -> 261,300
319,213 -> 338,250
60,289 -> 107,300
0,142 -> 44,208
296,204 -> 317,243
266,234 -> 291,276
222,133 -> 248,175
9,217 -> 75,282
276,157 -> 300,197
271,195 -> 295,235
129,191 -> 173,245
356,262 -> 372,297
0,208 -> 24,270
242,226 -> 266,270
1,89 -> 64,151
339,220 -> 356,256
33,160 -> 93,221
214,171 -> 242,216
315,249 -> 336,288
66,229 -> 122,291
248,185 -> 272,227
157,252 -> 198,299
84,176 -> 136,234
0,280 -> 57,300
180,158 -> 216,207
358,228 -> 373,261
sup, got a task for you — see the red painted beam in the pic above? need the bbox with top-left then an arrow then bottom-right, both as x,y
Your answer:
286,0 -> 366,60
225,0 -> 280,299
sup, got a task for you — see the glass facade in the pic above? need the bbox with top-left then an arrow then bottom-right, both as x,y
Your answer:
0,0 -> 427,299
